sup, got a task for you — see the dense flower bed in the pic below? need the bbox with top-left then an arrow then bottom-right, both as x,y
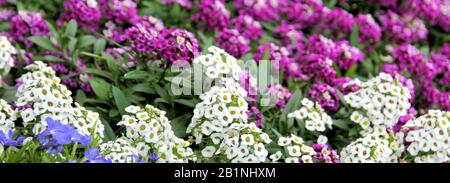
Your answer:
0,0 -> 449,163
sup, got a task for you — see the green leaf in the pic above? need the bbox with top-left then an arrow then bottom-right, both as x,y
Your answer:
153,83 -> 172,104
77,35 -> 96,49
171,113 -> 191,138
88,78 -> 112,100
124,70 -> 150,80
46,21 -> 59,39
75,89 -> 87,105
28,36 -> 57,51
112,86 -> 131,115
41,55 -> 64,62
345,64 -> 358,77
101,120 -> 115,141
102,53 -> 121,82
174,99 -> 196,108
68,37 -> 78,53
350,24 -> 359,46
333,119 -> 350,130
94,38 -> 107,55
65,19 -> 78,37
83,68 -> 113,80
131,83 -> 156,94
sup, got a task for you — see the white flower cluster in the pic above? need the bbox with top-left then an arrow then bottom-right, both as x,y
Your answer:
193,46 -> 242,81
200,123 -> 272,163
288,98 -> 333,132
0,99 -> 16,134
0,36 -> 16,74
0,36 -> 17,74
117,104 -> 194,163
187,78 -> 248,144
403,110 -> 450,163
15,61 -> 104,138
99,137 -> 140,163
272,134 -> 316,163
340,132 -> 403,163
345,73 -> 411,134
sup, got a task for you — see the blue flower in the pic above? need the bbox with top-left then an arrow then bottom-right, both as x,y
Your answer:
38,117 -> 92,153
0,130 -> 25,147
148,153 -> 159,161
84,148 -> 112,163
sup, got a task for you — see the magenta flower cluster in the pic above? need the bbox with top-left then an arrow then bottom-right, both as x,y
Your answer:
191,0 -> 230,30
99,0 -> 139,24
58,0 -> 102,32
215,29 -> 250,58
309,82 -> 340,112
9,12 -> 50,47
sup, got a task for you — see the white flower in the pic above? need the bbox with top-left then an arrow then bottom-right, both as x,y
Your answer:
125,105 -> 140,114
289,98 -> 333,133
196,46 -> 243,82
269,151 -> 282,162
403,110 -> 450,163
344,73 -> 411,134
285,157 -> 300,163
99,137 -> 139,163
340,132 -> 402,163
317,135 -> 328,144
241,134 -> 255,146
278,137 -> 291,146
201,146 -> 216,158
301,98 -> 314,108
0,36 -> 16,73
118,104 -> 194,163
287,145 -> 302,157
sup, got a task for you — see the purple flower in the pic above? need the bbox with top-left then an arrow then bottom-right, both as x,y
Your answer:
99,0 -> 139,24
266,84 -> 292,111
247,106 -> 264,127
157,28 -> 200,63
254,42 -> 292,71
439,92 -> 450,111
305,34 -> 339,61
38,117 -> 92,154
134,16 -> 165,31
300,54 -> 337,84
58,0 -> 102,32
356,14 -> 381,49
239,71 -> 258,105
333,77 -> 360,94
282,0 -> 324,28
406,0 -> 450,31
162,0 -> 192,9
274,22 -> 303,46
311,143 -> 340,163
216,28 -> 250,58
191,0 -> 230,30
85,148 -> 112,163
0,130 -> 25,147
234,0 -> 284,22
148,153 -> 159,161
125,24 -> 161,55
320,8 -> 355,39
9,12 -> 50,47
430,52 -> 450,87
0,9 -> 15,23
231,15 -> 263,41
334,41 -> 364,69
309,82 -> 340,112
379,11 -> 428,43
391,44 -> 427,75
